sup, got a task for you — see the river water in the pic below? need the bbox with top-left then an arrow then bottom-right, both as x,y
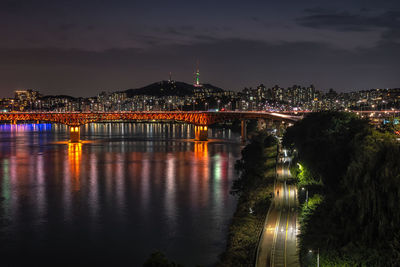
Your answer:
0,123 -> 241,266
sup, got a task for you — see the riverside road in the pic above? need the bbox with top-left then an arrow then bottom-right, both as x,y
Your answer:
256,149 -> 299,267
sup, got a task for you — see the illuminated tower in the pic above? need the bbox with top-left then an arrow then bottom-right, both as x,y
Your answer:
194,60 -> 202,87
195,69 -> 200,86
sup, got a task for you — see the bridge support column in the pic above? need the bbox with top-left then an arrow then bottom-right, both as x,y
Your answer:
194,125 -> 208,141
69,126 -> 81,143
274,121 -> 284,136
266,119 -> 274,129
257,119 -> 266,131
241,120 -> 247,143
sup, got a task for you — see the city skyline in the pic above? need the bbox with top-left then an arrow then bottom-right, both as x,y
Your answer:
0,0 -> 399,97
2,75 -> 400,99
2,2 -> 400,266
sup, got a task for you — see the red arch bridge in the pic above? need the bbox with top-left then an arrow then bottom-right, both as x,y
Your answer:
0,111 -> 301,142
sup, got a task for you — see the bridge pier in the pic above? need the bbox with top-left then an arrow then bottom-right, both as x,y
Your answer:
69,126 -> 81,143
241,120 -> 247,143
274,121 -> 284,136
266,119 -> 274,129
194,125 -> 208,141
257,119 -> 266,131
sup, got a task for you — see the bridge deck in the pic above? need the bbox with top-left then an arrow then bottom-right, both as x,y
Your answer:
0,111 -> 301,126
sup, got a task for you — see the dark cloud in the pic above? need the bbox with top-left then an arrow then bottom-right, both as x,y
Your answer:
0,1 -> 28,14
251,17 -> 260,22
360,7 -> 370,12
382,30 -> 400,42
304,7 -> 336,14
194,35 -> 218,41
378,11 -> 400,41
0,1 -> 399,96
165,27 -> 186,36
149,25 -> 228,46
297,12 -> 375,32
58,23 -> 76,31
131,34 -> 166,47
0,39 -> 399,97
298,10 -> 399,30
297,9 -> 400,42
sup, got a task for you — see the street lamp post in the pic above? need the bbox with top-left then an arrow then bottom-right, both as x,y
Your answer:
306,189 -> 309,207
302,187 -> 309,207
309,248 -> 320,267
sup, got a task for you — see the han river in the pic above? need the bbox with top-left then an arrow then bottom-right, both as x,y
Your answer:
0,123 -> 241,266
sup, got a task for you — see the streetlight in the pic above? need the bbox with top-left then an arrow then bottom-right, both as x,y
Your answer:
308,248 -> 319,267
392,107 -> 396,122
217,99 -> 221,111
301,187 -> 308,206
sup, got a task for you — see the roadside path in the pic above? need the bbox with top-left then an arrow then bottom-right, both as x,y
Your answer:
255,152 -> 299,267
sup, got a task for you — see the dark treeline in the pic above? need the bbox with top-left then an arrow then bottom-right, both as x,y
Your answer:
143,251 -> 183,267
283,112 -> 400,266
219,132 -> 277,266
232,133 -> 277,195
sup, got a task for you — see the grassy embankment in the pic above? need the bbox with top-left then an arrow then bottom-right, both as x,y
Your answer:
218,132 -> 277,267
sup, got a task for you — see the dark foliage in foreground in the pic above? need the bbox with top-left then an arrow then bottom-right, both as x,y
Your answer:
143,251 -> 184,267
284,112 -> 400,266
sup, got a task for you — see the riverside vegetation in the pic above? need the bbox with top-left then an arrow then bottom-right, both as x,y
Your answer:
283,112 -> 400,266
218,131 -> 278,266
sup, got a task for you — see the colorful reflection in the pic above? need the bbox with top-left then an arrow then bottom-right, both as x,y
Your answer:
68,142 -> 82,191
0,123 -> 52,132
1,158 -> 10,219
194,141 -> 208,159
89,152 -> 99,220
165,153 -> 177,232
0,123 -> 241,266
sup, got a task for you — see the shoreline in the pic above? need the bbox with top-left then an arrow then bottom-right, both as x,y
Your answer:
218,132 -> 277,266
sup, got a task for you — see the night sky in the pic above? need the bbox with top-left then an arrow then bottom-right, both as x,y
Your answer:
0,0 -> 399,97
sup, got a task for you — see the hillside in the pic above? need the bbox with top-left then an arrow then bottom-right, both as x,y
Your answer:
123,80 -> 224,97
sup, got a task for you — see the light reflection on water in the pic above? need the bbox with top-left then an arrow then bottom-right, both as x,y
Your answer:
0,123 -> 241,266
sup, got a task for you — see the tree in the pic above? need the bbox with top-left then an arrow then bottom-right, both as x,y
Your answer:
143,251 -> 183,267
283,111 -> 370,191
232,132 -> 276,194
285,112 -> 400,266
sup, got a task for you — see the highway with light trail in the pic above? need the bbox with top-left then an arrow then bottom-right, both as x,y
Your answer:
256,149 -> 299,267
